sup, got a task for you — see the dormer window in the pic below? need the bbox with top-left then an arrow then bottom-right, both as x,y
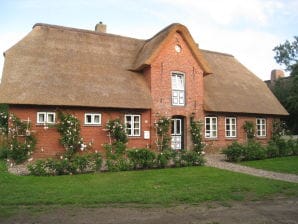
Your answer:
171,72 -> 185,106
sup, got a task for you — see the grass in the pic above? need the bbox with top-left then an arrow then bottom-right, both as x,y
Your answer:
240,156 -> 298,175
1,159 -> 298,217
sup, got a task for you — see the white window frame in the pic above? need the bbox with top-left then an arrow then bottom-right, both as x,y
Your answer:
225,117 -> 237,138
171,72 -> 185,106
37,112 -> 56,124
125,114 -> 141,137
84,113 -> 101,126
205,117 -> 217,138
256,118 -> 266,137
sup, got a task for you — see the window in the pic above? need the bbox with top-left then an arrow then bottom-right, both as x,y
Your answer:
84,113 -> 101,125
37,112 -> 56,124
171,72 -> 185,106
256,118 -> 266,137
205,117 -> 217,138
225,117 -> 237,138
125,115 -> 141,136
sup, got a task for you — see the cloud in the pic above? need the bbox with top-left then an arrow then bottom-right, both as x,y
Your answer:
158,0 -> 283,26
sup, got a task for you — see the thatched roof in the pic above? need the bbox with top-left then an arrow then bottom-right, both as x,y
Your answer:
202,50 -> 288,115
0,24 -> 151,109
132,23 -> 212,74
0,23 -> 288,115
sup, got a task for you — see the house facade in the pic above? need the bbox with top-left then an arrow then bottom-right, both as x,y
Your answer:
0,23 -> 288,158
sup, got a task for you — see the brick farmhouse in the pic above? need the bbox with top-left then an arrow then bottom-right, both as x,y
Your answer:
0,22 -> 288,158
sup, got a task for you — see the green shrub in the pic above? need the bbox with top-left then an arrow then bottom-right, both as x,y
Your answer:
154,116 -> 171,151
190,116 -> 205,153
127,148 -> 156,169
106,158 -> 133,172
28,160 -> 49,176
156,150 -> 174,168
267,140 -> 280,158
104,142 -> 126,160
285,138 -> 298,156
105,118 -> 128,143
243,121 -> 255,140
242,141 -> 266,161
28,153 -> 102,176
292,139 -> 298,155
56,112 -> 83,158
180,151 -> 205,166
0,145 -> 9,160
275,138 -> 291,156
222,141 -> 244,162
172,150 -> 205,167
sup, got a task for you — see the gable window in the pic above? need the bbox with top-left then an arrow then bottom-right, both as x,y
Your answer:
205,117 -> 217,138
37,112 -> 56,124
256,118 -> 266,137
171,72 -> 185,106
225,117 -> 237,138
84,113 -> 101,125
125,115 -> 141,137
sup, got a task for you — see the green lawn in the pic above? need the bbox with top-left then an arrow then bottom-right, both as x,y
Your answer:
240,156 -> 298,175
1,159 -> 298,217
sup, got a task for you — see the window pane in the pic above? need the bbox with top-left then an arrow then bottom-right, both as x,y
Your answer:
134,129 -> 139,135
94,115 -> 100,124
38,113 -> 45,123
176,119 -> 181,135
177,75 -> 184,90
134,116 -> 139,123
171,120 -> 175,134
47,113 -> 55,123
86,115 -> 92,123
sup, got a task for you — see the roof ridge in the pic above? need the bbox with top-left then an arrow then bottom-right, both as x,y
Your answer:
33,23 -> 144,41
201,49 -> 234,57
145,23 -> 182,42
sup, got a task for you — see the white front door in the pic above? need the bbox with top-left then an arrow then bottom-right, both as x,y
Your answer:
171,118 -> 182,150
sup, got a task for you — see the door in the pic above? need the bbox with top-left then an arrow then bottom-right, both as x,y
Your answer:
171,117 -> 184,150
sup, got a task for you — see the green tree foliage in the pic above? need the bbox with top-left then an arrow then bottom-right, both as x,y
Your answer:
273,36 -> 298,72
273,37 -> 298,134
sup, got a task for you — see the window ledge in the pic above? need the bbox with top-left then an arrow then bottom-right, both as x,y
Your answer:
225,137 -> 237,140
83,124 -> 102,127
204,138 -> 218,141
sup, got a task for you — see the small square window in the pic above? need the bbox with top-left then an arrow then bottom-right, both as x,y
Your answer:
84,113 -> 101,125
47,113 -> 55,124
205,117 -> 217,138
37,112 -> 56,124
125,115 -> 141,137
38,113 -> 45,123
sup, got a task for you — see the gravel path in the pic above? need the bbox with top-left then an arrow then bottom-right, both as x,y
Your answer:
205,154 -> 298,183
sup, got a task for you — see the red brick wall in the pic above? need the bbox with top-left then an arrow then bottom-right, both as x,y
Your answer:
146,32 -> 205,149
203,113 -> 274,152
9,105 -> 151,159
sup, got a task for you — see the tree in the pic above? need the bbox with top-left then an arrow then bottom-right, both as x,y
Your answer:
273,36 -> 298,72
272,37 -> 298,134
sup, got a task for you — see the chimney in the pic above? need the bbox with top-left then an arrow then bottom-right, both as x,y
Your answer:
95,21 -> 106,33
271,69 -> 284,83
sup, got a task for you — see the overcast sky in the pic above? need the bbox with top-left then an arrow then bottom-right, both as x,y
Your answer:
0,0 -> 297,81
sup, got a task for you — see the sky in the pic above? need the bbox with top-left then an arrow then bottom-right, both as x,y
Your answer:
0,0 -> 297,81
